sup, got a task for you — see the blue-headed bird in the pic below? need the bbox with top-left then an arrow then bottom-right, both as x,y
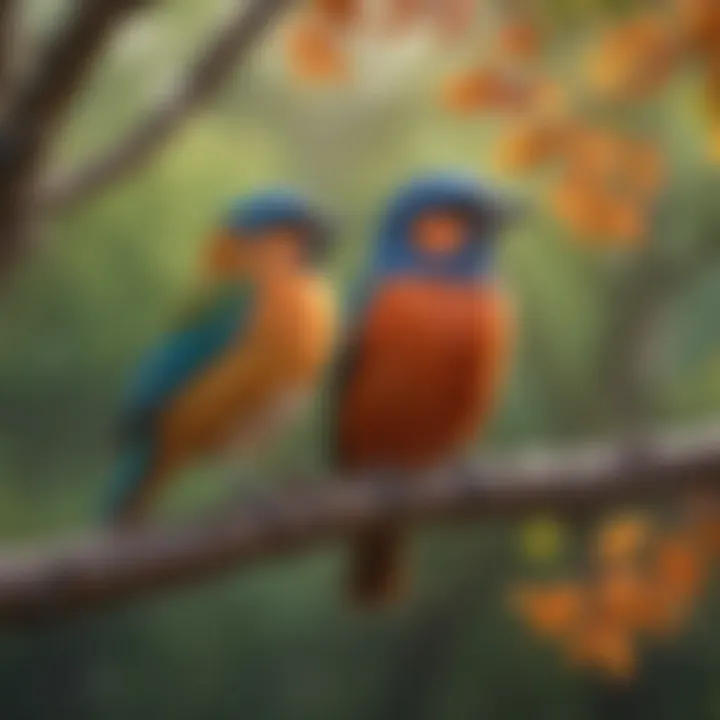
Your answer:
333,173 -> 518,606
108,190 -> 337,525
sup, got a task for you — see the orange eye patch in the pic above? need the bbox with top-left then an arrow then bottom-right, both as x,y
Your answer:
411,212 -> 470,257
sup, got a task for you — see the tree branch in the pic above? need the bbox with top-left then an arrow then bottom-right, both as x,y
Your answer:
0,0 -> 143,274
0,423 -> 717,626
0,0 -> 17,104
41,0 -> 290,213
6,0 -> 142,138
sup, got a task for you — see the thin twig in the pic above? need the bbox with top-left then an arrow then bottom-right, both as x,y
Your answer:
6,0 -> 141,137
41,0 -> 289,213
0,0 -> 143,273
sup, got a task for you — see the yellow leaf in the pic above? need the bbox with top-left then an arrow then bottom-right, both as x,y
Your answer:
521,517 -> 565,563
565,620 -> 638,681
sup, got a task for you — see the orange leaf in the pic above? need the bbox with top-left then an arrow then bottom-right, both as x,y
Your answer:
548,176 -> 603,237
567,128 -> 628,179
594,569 -> 665,632
313,0 -> 360,27
286,15 -> 350,85
629,571 -> 697,638
595,516 -> 652,568
529,79 -> 570,117
548,173 -> 612,239
549,175 -> 649,246
602,198 -> 649,245
586,15 -> 679,100
433,0 -> 477,41
440,67 -> 535,116
498,19 -> 542,59
639,590 -> 692,638
565,620 -> 637,681
674,0 -> 720,54
512,582 -> 587,639
495,119 -> 570,174
684,488 -> 720,547
384,0 -> 427,33
567,129 -> 666,200
653,535 -> 708,602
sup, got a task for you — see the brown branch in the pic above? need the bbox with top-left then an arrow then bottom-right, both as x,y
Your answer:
0,423 -> 717,626
0,0 -> 17,103
0,0 -> 144,274
41,0 -> 290,213
6,0 -> 143,137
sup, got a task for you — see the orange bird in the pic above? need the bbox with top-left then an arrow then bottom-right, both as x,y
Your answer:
333,173 -> 517,606
107,190 -> 336,525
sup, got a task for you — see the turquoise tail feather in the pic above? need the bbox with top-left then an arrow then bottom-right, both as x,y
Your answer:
104,440 -> 154,525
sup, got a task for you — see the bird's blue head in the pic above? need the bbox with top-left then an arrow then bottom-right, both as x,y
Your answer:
222,188 -> 332,265
371,173 -> 518,283
208,188 -> 332,280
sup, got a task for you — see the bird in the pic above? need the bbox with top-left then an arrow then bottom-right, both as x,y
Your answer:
332,173 -> 518,607
107,189 -> 337,526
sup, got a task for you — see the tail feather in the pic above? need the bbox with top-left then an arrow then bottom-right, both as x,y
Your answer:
348,529 -> 406,608
105,442 -> 157,527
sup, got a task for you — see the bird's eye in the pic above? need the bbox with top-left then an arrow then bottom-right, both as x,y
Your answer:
411,211 -> 469,257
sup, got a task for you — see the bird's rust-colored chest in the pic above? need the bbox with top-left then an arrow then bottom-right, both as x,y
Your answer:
338,280 -> 512,469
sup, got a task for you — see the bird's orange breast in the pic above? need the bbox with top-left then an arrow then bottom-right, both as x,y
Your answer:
338,279 -> 512,470
157,273 -> 336,464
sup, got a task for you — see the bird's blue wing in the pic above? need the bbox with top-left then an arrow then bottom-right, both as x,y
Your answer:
121,282 -> 256,433
106,282 -> 256,521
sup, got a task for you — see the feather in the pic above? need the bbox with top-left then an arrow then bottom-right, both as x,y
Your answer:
107,282 -> 256,523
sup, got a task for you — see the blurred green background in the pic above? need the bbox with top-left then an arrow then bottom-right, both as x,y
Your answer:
1,1 -> 720,718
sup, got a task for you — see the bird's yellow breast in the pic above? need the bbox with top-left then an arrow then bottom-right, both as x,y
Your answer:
157,273 -> 336,464
252,272 -> 337,384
